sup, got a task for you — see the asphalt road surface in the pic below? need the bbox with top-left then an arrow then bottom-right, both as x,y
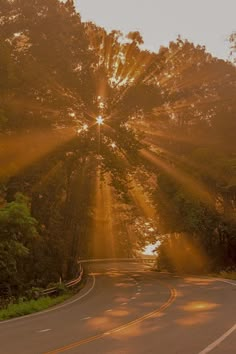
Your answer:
0,262 -> 235,354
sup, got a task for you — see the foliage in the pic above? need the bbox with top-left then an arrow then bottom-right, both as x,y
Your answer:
0,0 -> 235,292
0,193 -> 38,290
229,32 -> 236,63
214,270 -> 236,280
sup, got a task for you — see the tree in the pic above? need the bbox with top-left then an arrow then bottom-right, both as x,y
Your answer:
1,1 -> 236,285
229,32 -> 236,63
0,193 -> 38,292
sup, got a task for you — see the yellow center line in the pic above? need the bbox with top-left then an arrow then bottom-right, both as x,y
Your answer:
44,282 -> 177,354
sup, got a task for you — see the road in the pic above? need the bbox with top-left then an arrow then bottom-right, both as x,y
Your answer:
0,262 -> 235,354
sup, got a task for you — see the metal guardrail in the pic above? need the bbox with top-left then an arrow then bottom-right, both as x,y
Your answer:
40,258 -> 155,297
41,264 -> 84,297
66,267 -> 84,288
77,258 -> 156,264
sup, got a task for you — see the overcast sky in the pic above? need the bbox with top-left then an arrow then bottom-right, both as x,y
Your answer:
75,0 -> 236,60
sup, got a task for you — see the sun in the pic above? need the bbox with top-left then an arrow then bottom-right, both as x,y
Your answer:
96,116 -> 104,125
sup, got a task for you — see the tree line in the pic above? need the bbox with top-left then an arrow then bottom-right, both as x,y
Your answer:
0,0 -> 236,297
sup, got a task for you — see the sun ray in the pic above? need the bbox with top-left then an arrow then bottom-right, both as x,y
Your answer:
0,128 -> 74,179
90,168 -> 117,258
140,148 -> 214,207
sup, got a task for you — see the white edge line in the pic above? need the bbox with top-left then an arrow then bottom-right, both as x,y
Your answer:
0,274 -> 96,325
198,323 -> 236,354
197,277 -> 236,354
216,279 -> 236,286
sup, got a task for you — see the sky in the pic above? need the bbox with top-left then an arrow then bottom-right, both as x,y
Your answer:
75,0 -> 236,60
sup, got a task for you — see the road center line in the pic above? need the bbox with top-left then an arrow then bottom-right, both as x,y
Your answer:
44,283 -> 176,354
198,323 -> 236,354
38,329 -> 52,333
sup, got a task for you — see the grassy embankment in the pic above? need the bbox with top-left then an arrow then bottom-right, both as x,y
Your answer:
212,271 -> 236,280
0,293 -> 72,321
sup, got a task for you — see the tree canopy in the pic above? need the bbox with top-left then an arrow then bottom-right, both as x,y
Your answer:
0,193 -> 38,291
0,0 -> 236,294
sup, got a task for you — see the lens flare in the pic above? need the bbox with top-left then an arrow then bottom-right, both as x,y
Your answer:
96,116 -> 104,125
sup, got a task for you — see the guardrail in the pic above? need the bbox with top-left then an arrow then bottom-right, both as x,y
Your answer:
77,258 -> 156,264
40,258 -> 155,297
41,264 -> 84,297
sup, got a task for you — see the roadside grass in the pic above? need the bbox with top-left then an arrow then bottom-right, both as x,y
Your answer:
0,293 -> 72,321
213,271 -> 236,281
153,267 -> 236,281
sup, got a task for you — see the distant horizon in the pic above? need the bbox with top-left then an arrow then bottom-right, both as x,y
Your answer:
76,0 -> 236,61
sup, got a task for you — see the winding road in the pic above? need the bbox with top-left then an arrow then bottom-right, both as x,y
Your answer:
0,262 -> 235,354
